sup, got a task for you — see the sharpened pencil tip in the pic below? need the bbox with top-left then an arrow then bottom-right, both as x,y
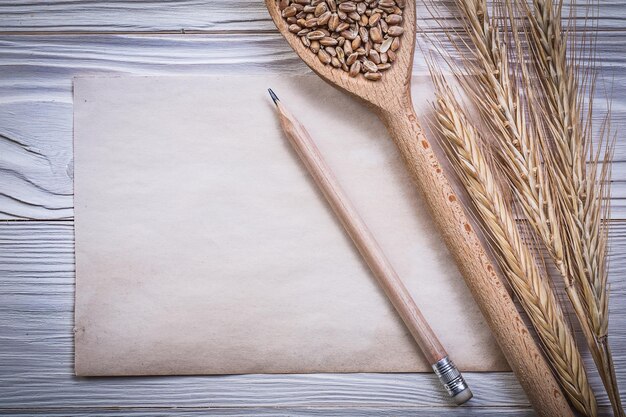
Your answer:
268,88 -> 279,105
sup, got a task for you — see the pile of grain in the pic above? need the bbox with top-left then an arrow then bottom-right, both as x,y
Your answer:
278,0 -> 405,81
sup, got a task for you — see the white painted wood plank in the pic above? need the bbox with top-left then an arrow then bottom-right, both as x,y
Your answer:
0,221 -> 624,413
0,3 -> 623,416
0,407 -> 544,417
0,0 -> 623,32
0,408 -> 551,417
0,34 -> 624,220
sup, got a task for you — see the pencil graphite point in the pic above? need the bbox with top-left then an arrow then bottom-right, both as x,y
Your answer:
268,88 -> 279,105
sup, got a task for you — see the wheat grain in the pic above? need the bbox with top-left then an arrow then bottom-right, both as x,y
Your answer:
276,0 -> 406,81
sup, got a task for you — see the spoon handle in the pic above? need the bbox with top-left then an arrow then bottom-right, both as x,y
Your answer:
377,96 -> 574,417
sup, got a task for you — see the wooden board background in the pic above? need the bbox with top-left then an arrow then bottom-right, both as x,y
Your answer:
0,1 -> 624,415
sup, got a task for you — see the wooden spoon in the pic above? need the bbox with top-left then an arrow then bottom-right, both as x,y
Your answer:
265,2 -> 573,416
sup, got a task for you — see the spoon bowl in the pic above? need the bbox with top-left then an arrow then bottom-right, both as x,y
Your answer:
265,0 -> 415,110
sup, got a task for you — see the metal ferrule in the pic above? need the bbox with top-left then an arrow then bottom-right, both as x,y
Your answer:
431,356 -> 468,397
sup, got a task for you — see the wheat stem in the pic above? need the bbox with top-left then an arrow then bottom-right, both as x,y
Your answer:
432,79 -> 597,416
449,0 -> 566,276
525,0 -> 623,414
425,0 -> 618,412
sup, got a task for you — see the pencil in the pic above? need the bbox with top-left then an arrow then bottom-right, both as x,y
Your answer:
268,88 -> 472,405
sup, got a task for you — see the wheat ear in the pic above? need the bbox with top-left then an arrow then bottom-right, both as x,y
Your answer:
524,0 -> 623,415
431,77 -> 597,416
445,0 -> 566,274
433,0 -> 604,412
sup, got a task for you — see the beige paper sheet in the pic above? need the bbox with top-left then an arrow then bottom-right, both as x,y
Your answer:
73,75 -> 507,376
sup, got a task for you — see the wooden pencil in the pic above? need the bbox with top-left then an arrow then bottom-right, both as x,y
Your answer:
268,88 -> 472,405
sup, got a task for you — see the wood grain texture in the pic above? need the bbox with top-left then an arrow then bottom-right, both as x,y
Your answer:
0,0 -> 625,415
0,0 -> 623,32
0,408 -> 542,417
0,33 -> 624,220
0,220 -> 623,415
